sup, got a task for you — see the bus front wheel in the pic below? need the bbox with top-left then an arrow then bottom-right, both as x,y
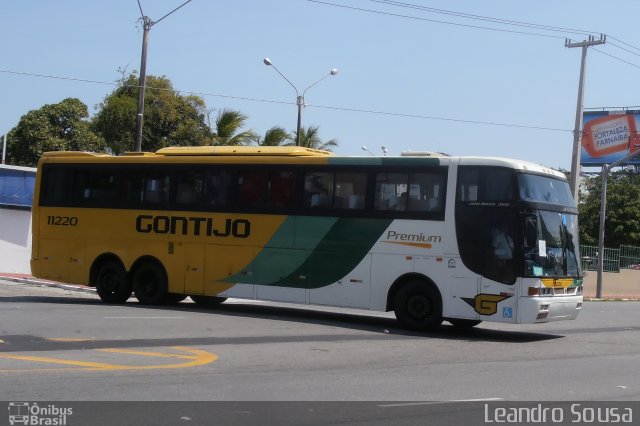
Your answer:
132,262 -> 168,305
95,260 -> 132,304
393,280 -> 443,331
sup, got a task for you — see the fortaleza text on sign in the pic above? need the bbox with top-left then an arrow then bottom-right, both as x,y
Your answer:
484,403 -> 632,423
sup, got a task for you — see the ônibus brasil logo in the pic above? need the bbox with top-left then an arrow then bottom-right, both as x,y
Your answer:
8,402 -> 72,426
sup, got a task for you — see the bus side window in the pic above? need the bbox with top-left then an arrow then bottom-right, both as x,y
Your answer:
40,167 -> 69,205
120,171 -> 144,204
304,172 -> 333,208
267,171 -> 296,208
237,171 -> 268,207
374,173 -> 408,211
176,170 -> 204,205
335,172 -> 366,209
144,172 -> 171,204
204,171 -> 229,207
408,173 -> 444,212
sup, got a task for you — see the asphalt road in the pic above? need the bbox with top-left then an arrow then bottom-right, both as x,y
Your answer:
0,279 -> 639,424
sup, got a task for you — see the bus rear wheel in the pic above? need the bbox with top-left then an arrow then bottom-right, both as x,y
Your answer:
132,262 -> 168,305
393,280 -> 443,331
191,295 -> 227,308
95,260 -> 131,304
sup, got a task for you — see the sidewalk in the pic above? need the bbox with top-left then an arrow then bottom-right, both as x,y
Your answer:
0,273 -> 97,294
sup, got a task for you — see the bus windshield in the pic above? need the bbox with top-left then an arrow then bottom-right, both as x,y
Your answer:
523,211 -> 581,278
518,173 -> 575,207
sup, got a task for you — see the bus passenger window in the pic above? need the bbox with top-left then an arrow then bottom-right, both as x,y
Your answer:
70,170 -> 116,203
204,171 -> 229,207
374,173 -> 408,211
238,171 -> 268,207
267,171 -> 296,208
407,173 -> 444,212
176,170 -> 204,205
304,172 -> 333,208
335,172 -> 366,209
143,172 -> 170,204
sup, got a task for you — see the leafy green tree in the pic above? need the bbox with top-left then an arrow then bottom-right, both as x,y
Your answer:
92,73 -> 212,154
211,109 -> 257,146
253,126 -> 291,146
292,125 -> 338,151
7,98 -> 106,167
579,172 -> 640,247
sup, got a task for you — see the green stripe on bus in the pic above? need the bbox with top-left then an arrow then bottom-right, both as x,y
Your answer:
224,216 -> 338,285
272,217 -> 392,289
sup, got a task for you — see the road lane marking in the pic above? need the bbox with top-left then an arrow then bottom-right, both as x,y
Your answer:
97,347 -> 199,360
0,354 -> 129,370
47,338 -> 94,342
103,316 -> 184,319
378,398 -> 504,408
0,346 -> 216,372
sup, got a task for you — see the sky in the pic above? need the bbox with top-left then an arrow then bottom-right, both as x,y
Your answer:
1,0 -> 639,170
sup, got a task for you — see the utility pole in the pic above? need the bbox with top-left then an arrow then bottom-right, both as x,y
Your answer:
135,16 -> 152,153
134,0 -> 192,152
565,34 -> 606,201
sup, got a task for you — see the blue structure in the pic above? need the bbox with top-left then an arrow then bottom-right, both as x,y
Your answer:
0,165 -> 36,209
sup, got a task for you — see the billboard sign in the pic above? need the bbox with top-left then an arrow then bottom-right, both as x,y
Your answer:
581,110 -> 640,166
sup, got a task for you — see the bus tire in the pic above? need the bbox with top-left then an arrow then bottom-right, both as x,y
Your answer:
95,260 -> 132,304
393,280 -> 443,331
191,295 -> 227,308
448,319 -> 482,328
132,261 -> 168,305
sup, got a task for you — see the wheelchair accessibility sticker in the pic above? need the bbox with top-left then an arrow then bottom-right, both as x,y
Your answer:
502,307 -> 513,318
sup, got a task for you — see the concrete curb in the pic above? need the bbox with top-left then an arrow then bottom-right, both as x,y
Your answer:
0,275 -> 97,295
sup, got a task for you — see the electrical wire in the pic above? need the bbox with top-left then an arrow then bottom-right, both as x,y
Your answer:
368,0 -> 596,37
306,0 -> 565,39
310,0 -> 640,68
0,68 -> 571,133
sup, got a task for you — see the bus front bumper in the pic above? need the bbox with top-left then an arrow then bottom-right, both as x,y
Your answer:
518,295 -> 583,323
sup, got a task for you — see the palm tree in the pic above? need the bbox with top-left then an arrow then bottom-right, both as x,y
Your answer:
211,109 -> 257,146
291,125 -> 338,151
253,126 -> 291,146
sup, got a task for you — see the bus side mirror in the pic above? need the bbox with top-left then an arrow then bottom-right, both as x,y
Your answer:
525,216 -> 537,247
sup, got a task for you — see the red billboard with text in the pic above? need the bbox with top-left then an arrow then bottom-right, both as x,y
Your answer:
581,110 -> 640,166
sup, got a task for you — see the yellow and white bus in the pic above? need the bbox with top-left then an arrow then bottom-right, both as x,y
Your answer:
31,146 -> 583,330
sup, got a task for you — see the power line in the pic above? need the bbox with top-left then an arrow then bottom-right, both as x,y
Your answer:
0,68 -> 571,133
368,0 -> 596,37
306,0 -> 565,39
311,0 -> 640,67
309,103 -> 572,132
592,48 -> 640,70
608,36 -> 640,53
608,42 -> 640,59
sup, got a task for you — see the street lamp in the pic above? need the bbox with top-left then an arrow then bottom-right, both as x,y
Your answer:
361,146 -> 375,156
263,57 -> 338,146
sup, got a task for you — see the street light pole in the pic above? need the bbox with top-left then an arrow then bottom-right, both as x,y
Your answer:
263,58 -> 338,146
